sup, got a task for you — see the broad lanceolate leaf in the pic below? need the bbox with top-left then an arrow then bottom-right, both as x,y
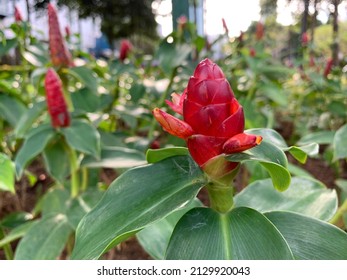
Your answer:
15,124 -> 56,178
14,101 -> 47,139
43,139 -> 70,183
137,199 -> 203,260
0,95 -> 27,127
61,119 -> 100,159
333,124 -> 347,161
266,211 -> 347,260
0,153 -> 15,193
0,221 -> 38,248
81,147 -> 146,169
14,214 -> 73,260
246,128 -> 319,163
297,130 -> 335,146
67,66 -> 98,93
146,147 -> 189,164
166,207 -> 293,260
71,156 -> 206,260
234,177 -> 337,221
226,140 -> 291,191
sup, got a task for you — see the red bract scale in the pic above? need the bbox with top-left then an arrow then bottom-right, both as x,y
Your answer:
45,69 -> 70,128
48,3 -> 74,67
14,6 -> 23,22
324,58 -> 333,78
153,59 -> 262,178
119,40 -> 132,62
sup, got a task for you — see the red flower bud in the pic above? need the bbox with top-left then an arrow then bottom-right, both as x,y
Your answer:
48,4 -> 74,67
256,22 -> 264,41
153,59 -> 262,177
301,32 -> 309,46
323,58 -> 333,78
14,6 -> 23,22
119,40 -> 132,62
249,47 -> 256,57
65,25 -> 71,38
44,69 -> 70,128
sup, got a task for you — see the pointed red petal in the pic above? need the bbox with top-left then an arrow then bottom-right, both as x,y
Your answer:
222,133 -> 262,154
152,108 -> 194,139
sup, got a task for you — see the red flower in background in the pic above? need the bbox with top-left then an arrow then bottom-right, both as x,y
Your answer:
119,40 -> 132,62
153,59 -> 262,178
323,58 -> 334,78
45,69 -> 70,128
65,25 -> 71,39
14,6 -> 23,22
249,47 -> 256,57
255,22 -> 264,41
48,4 -> 74,67
301,32 -> 309,47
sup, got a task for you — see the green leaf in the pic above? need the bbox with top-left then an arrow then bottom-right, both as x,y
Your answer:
166,207 -> 293,260
287,163 -> 314,178
14,214 -> 73,260
0,95 -> 27,127
41,189 -> 70,217
15,124 -> 56,178
0,153 -> 15,193
258,83 -> 288,106
0,221 -> 38,248
0,38 -> 18,57
67,67 -> 98,93
14,101 -> 47,139
266,211 -> 347,259
235,177 -> 337,221
246,128 -> 318,163
156,40 -> 192,74
71,156 -> 206,259
71,87 -> 100,113
61,120 -> 100,159
298,130 -> 335,146
0,212 -> 33,229
146,147 -> 189,163
137,199 -> 202,260
226,141 -> 291,191
81,147 -> 146,169
43,140 -> 70,183
333,124 -> 347,161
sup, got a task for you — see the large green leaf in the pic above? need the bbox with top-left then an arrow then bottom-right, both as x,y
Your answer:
246,128 -> 318,163
226,140 -> 291,191
0,153 -> 15,193
146,147 -> 189,163
266,211 -> 347,260
14,101 -> 47,139
234,177 -> 337,221
71,87 -> 100,113
61,120 -> 100,159
297,130 -> 335,146
67,67 -> 98,93
43,140 -> 70,183
15,124 -> 56,178
0,221 -> 38,248
166,207 -> 293,260
0,38 -> 18,57
71,156 -> 206,259
137,199 -> 203,260
81,147 -> 146,169
156,40 -> 192,74
0,95 -> 27,127
14,214 -> 73,260
333,124 -> 347,161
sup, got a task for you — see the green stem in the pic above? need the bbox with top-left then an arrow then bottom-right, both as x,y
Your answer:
67,145 -> 79,198
0,227 -> 14,260
330,198 -> 347,225
207,181 -> 234,214
148,66 -> 178,140
80,167 -> 88,192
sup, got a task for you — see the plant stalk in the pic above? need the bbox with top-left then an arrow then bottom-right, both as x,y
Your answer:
330,198 -> 347,226
0,227 -> 14,260
207,181 -> 234,214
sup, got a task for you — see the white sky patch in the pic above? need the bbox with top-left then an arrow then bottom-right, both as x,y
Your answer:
205,0 -> 261,36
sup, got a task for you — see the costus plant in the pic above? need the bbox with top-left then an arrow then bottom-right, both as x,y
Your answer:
70,59 -> 347,260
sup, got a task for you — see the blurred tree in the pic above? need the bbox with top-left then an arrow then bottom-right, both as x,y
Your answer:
33,0 -> 158,48
260,0 -> 278,19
